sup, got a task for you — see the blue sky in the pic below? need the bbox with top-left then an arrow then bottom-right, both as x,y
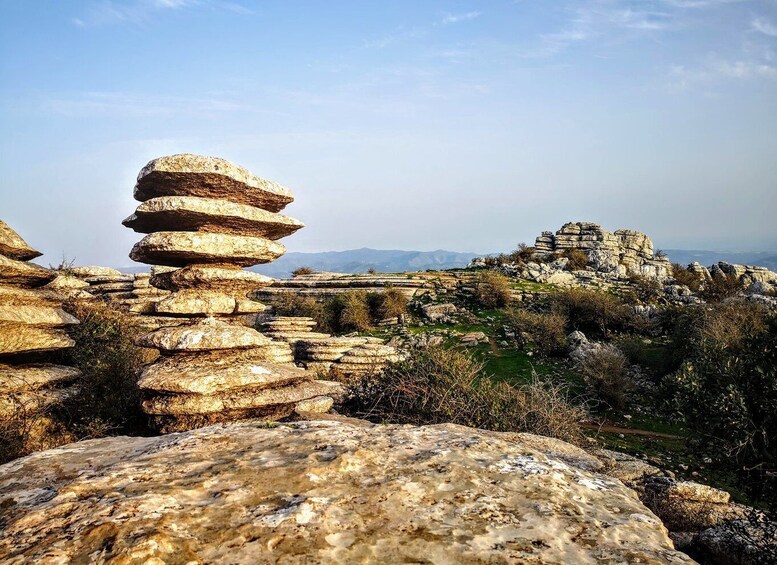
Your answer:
1,0 -> 775,267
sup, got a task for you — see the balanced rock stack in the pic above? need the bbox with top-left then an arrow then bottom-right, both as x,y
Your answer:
123,154 -> 341,431
0,219 -> 82,423
296,336 -> 369,373
259,316 -> 331,343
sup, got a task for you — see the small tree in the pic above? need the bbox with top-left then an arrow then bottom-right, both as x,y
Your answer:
473,270 -> 513,309
291,266 -> 315,277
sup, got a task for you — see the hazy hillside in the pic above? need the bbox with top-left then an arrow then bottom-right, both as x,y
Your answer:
250,248 -> 478,278
664,250 -> 777,271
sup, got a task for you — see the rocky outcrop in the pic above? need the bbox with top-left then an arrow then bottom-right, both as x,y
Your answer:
124,154 -> 341,431
0,420 -> 693,564
0,220 -> 82,425
534,222 -> 672,278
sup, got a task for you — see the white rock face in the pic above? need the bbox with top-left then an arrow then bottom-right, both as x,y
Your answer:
0,420 -> 693,564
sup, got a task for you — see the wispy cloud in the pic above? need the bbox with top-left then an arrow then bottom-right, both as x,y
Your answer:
72,0 -> 252,28
661,0 -> 748,7
752,17 -> 777,38
670,58 -> 777,88
441,11 -> 482,25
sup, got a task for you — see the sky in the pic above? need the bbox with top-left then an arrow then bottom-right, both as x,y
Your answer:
1,0 -> 776,268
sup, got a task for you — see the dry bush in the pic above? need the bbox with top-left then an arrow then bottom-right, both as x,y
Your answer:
291,266 -> 315,276
700,272 -> 747,302
473,270 -> 513,309
625,272 -> 663,304
59,300 -> 154,437
563,248 -> 589,271
343,346 -> 585,444
577,345 -> 632,411
271,292 -> 324,323
375,288 -> 409,320
505,307 -> 568,356
550,288 -> 630,337
320,291 -> 373,334
671,263 -> 703,292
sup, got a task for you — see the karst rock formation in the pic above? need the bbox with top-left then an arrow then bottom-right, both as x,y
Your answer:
0,220 -> 82,427
123,154 -> 342,432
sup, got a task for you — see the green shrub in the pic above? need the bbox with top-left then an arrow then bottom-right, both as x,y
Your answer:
343,347 -> 585,444
662,302 -> 777,507
563,249 -> 589,271
577,345 -> 632,411
505,307 -> 568,356
473,270 -> 513,309
374,287 -> 408,320
270,293 -> 325,326
550,288 -> 630,337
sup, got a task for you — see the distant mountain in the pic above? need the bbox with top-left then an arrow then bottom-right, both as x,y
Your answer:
663,250 -> 777,271
251,248 -> 479,278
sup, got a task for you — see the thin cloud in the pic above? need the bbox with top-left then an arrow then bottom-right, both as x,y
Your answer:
670,58 -> 777,88
441,11 -> 483,25
752,17 -> 777,38
72,0 -> 252,28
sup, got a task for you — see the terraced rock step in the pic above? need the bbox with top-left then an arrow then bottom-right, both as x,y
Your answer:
150,264 -> 273,291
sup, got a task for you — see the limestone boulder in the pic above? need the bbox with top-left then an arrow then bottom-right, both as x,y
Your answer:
0,255 -> 56,287
124,196 -> 304,239
44,275 -> 90,291
154,290 -> 238,316
134,154 -> 294,212
150,264 -> 273,292
67,266 -> 123,278
0,421 -> 693,564
129,231 -> 285,267
0,220 -> 41,261
0,385 -> 80,419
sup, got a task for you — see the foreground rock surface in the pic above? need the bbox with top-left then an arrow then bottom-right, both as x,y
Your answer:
0,420 -> 692,564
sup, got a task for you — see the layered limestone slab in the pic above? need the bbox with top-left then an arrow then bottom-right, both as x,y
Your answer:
135,318 -> 274,353
0,323 -> 75,356
44,275 -> 90,291
142,379 -> 343,415
130,231 -> 286,267
154,290 -> 238,317
138,351 -> 310,394
124,196 -> 304,240
0,305 -> 79,327
0,286 -> 61,306
150,264 -> 273,292
134,154 -> 294,212
0,220 -> 41,261
0,385 -> 80,419
0,255 -> 56,287
0,421 -> 694,564
67,266 -> 123,278
0,364 -> 81,393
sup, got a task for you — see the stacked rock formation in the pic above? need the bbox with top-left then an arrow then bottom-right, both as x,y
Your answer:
534,222 -> 671,278
123,154 -> 341,431
0,220 -> 82,423
333,339 -> 404,376
296,336 -> 369,373
259,316 -> 330,343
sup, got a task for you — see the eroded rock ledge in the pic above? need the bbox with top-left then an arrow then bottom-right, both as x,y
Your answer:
0,420 -> 692,564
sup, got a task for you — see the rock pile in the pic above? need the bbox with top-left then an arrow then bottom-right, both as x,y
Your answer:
123,154 -> 341,431
0,220 -> 82,424
259,316 -> 330,343
333,339 -> 404,375
534,222 -> 671,278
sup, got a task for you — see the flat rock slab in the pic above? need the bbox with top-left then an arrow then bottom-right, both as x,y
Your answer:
124,196 -> 304,240
0,421 -> 693,564
138,351 -> 309,394
0,364 -> 82,393
154,289 -> 238,316
0,323 -> 75,356
136,318 -> 273,352
142,379 -> 342,415
0,305 -> 79,327
134,154 -> 294,212
151,264 -> 273,292
0,255 -> 55,287
44,275 -> 90,291
130,231 -> 286,267
0,220 -> 41,261
67,266 -> 123,278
